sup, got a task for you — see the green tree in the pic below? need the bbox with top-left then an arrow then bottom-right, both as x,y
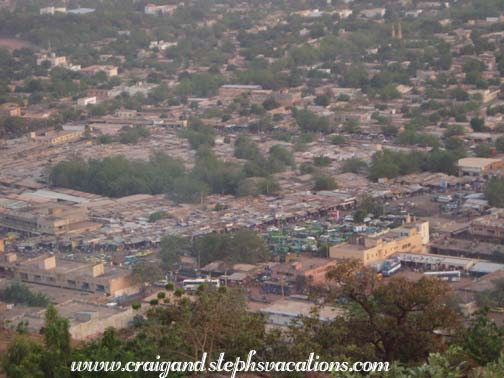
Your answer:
313,173 -> 337,191
381,125 -> 399,137
257,176 -> 280,195
234,136 -> 260,160
470,117 -> 485,132
368,151 -> 401,181
475,143 -> 493,158
427,149 -> 458,175
268,145 -> 295,170
496,137 -> 504,153
2,336 -> 45,378
132,261 -> 164,292
3,305 -> 73,377
262,96 -> 279,110
118,126 -> 150,144
486,177 -> 504,208
42,305 -> 71,378
0,282 -> 49,307
293,109 -> 331,133
443,125 -> 465,138
341,158 -> 367,174
170,175 -> 209,204
193,229 -> 269,266
450,87 -> 469,101
326,260 -> 458,362
331,134 -> 346,145
463,314 -> 503,366
355,194 -> 384,219
159,236 -> 189,271
313,155 -> 331,167
343,119 -> 361,133
148,211 -> 168,223
475,278 -> 504,309
314,94 -> 330,107
148,287 -> 265,361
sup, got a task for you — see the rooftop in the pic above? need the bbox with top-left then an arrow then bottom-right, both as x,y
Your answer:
458,157 -> 502,168
259,299 -> 345,321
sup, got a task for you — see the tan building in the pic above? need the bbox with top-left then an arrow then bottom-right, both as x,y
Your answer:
470,210 -> 504,243
467,89 -> 500,104
329,219 -> 430,265
32,130 -> 84,145
0,254 -> 136,297
77,96 -> 97,107
115,109 -> 138,118
458,157 -> 504,177
2,299 -> 136,340
0,102 -> 21,117
87,88 -> 110,100
249,89 -> 273,104
218,84 -> 262,99
259,299 -> 345,328
81,65 -> 118,77
274,91 -> 301,107
271,257 -> 337,286
36,52 -> 67,68
0,203 -> 99,235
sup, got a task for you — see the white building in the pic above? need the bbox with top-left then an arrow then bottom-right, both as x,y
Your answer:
259,299 -> 345,328
40,6 -> 67,15
360,8 -> 386,18
149,40 -> 177,51
144,4 -> 177,15
77,97 -> 97,107
334,8 -> 353,19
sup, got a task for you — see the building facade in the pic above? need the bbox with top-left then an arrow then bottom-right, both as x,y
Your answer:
329,219 -> 430,265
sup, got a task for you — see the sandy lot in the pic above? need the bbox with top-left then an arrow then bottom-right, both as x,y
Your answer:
0,37 -> 34,51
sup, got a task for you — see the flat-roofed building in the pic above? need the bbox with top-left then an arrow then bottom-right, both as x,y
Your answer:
115,109 -> 138,119
218,84 -> 262,99
77,96 -> 97,106
271,257 -> 337,286
36,52 -> 67,68
32,130 -> 84,145
144,4 -> 177,15
1,299 -> 136,340
0,102 -> 21,117
248,89 -> 273,104
87,88 -> 110,100
0,203 -> 99,235
330,218 -> 429,265
458,157 -> 504,177
0,254 -> 136,297
470,210 -> 504,243
259,299 -> 345,327
81,65 -> 118,77
274,91 -> 300,107
39,6 -> 67,15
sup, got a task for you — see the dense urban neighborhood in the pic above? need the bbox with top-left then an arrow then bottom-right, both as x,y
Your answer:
3,0 -> 504,377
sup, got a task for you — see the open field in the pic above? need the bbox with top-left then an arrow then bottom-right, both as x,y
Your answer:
0,37 -> 34,51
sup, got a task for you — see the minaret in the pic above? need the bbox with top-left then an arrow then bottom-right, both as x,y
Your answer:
391,23 -> 396,39
397,22 -> 403,40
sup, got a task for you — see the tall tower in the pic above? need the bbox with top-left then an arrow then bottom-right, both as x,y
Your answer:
397,22 -> 403,40
391,23 -> 396,39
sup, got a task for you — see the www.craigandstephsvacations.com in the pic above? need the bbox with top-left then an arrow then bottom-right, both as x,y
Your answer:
71,350 -> 390,377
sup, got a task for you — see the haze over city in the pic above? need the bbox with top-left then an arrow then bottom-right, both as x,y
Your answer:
2,0 -> 504,377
